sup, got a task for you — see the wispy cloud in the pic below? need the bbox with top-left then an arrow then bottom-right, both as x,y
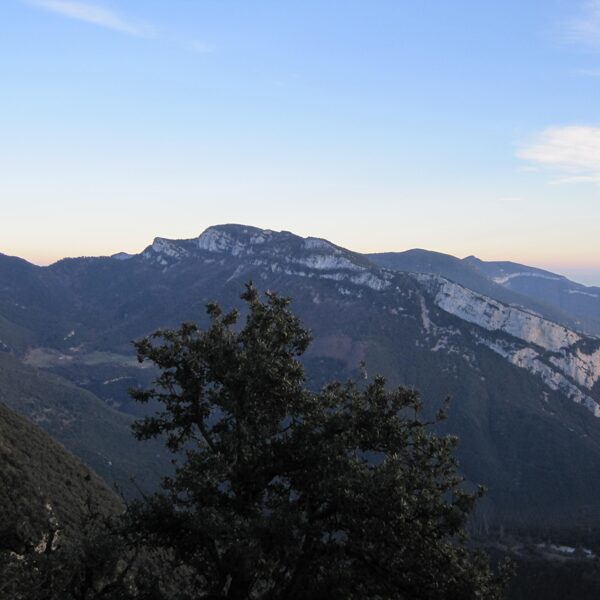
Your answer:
188,40 -> 215,55
517,126 -> 600,185
26,0 -> 153,37
549,174 -> 600,185
565,0 -> 600,49
574,67 -> 600,76
25,1 -> 215,53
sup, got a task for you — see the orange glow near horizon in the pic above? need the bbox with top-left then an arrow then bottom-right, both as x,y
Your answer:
10,236 -> 600,288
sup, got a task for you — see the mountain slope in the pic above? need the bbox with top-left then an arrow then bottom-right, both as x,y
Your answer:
0,401 -> 122,554
465,256 -> 600,336
2,224 -> 600,528
0,352 -> 168,496
0,252 -> 80,350
369,250 -> 600,336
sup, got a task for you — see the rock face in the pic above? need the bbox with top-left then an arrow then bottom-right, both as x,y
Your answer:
3,223 -> 600,527
370,249 -> 600,336
415,273 -> 600,416
417,274 -> 581,351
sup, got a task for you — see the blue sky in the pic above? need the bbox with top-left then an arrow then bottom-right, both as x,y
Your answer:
1,1 -> 600,284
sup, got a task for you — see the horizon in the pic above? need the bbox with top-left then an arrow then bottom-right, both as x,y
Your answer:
2,1 -> 600,284
6,221 -> 600,287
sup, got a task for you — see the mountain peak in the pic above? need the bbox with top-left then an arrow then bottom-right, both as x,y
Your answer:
137,224 -> 392,291
142,225 -> 299,261
141,224 -> 361,266
195,224 -> 292,255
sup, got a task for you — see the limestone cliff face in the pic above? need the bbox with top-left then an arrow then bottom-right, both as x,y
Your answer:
414,273 -> 600,416
549,347 -> 600,390
415,274 -> 581,351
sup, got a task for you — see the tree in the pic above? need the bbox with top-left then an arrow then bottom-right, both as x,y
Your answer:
0,496 -> 134,600
128,283 -> 508,599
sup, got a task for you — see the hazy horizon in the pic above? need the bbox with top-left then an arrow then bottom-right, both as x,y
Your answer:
6,222 -> 599,288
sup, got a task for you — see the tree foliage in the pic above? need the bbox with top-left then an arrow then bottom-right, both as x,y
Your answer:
126,283 -> 508,599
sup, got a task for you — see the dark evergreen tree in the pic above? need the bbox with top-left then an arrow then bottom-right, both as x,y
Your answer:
127,283 -> 508,599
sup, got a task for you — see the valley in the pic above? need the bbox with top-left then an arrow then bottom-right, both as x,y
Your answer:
2,224 -> 600,531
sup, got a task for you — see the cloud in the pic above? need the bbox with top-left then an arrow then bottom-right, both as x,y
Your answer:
565,0 -> 600,49
188,40 -> 215,54
25,1 -> 214,53
517,126 -> 600,185
575,67 -> 600,76
26,0 -> 153,37
550,174 -> 600,185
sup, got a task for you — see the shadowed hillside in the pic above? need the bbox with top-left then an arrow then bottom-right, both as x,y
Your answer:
0,401 -> 122,554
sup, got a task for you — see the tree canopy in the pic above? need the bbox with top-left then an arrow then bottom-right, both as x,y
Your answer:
126,283 -> 507,599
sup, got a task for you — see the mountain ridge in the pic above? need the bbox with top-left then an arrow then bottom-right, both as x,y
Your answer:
2,224 -> 600,527
370,248 -> 600,336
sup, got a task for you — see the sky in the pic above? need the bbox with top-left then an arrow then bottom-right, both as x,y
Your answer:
1,1 -> 600,284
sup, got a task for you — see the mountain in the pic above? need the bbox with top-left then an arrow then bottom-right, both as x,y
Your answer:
0,401 -> 122,555
2,224 -> 600,530
369,250 -> 600,336
465,256 -> 600,336
0,351 -> 168,496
